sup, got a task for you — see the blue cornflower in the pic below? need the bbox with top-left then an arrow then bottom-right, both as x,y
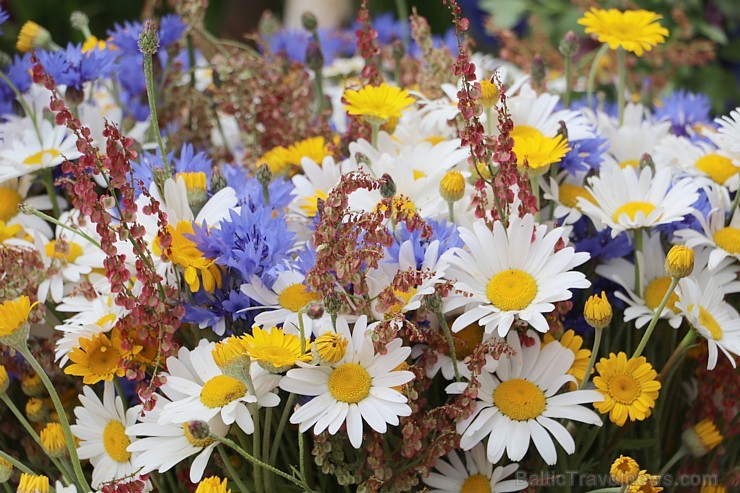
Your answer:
268,28 -> 354,64
655,90 -> 713,138
0,54 -> 32,115
293,243 -> 318,275
370,13 -> 403,45
570,217 -> 632,261
0,8 -> 8,35
222,164 -> 295,210
560,133 -> 608,174
172,143 -> 213,180
158,14 -> 187,47
387,219 -> 462,268
131,143 -> 213,194
37,43 -> 117,90
193,206 -> 296,284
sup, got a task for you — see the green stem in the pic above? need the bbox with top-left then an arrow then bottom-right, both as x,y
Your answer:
0,71 -> 41,144
21,206 -> 101,249
658,446 -> 687,477
3,481 -> 12,493
142,52 -> 171,178
616,48 -> 626,126
633,229 -> 643,298
657,330 -> 697,383
531,175 -> 541,222
370,121 -> 380,148
586,45 -> 609,110
394,0 -> 410,50
579,327 -> 603,390
269,393 -> 296,465
251,405 -> 264,493
434,306 -> 461,382
447,201 -> 455,224
484,107 -> 492,136
20,347 -> 91,492
632,277 -> 679,358
0,449 -> 37,476
42,168 -> 61,218
218,445 -> 251,493
563,55 -> 572,108
298,427 -> 308,490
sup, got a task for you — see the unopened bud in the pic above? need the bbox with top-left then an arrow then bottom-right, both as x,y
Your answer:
65,86 -> 85,106
379,173 -> 396,198
256,163 -> 272,186
301,11 -> 318,32
17,21 -> 52,53
0,53 -> 12,69
532,55 -> 546,89
187,420 -> 211,441
439,170 -> 465,202
559,31 -> 579,58
70,11 -> 90,32
682,419 -> 722,457
391,39 -> 405,61
324,293 -> 342,316
639,152 -> 654,172
665,245 -> 694,279
152,167 -> 168,192
305,39 -> 324,72
355,152 -> 371,168
138,19 -> 160,55
306,301 -> 324,320
211,168 -> 227,194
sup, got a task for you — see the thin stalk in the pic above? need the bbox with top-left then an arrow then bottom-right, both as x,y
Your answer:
251,405 -> 264,493
394,0 -> 410,50
142,51 -> 171,178
269,393 -> 296,465
434,306 -> 461,381
447,201 -> 455,223
42,168 -> 61,218
531,174 -> 541,222
616,48 -> 626,126
21,205 -> 101,248
729,190 -> 740,224
632,277 -> 679,358
658,446 -> 687,477
370,121 -> 380,148
0,71 -> 41,143
563,55 -> 572,108
218,445 -> 251,493
298,426 -> 308,490
586,45 -> 609,110
657,330 -> 697,383
579,327 -> 603,390
20,347 -> 91,492
633,229 -> 643,298
0,449 -> 37,476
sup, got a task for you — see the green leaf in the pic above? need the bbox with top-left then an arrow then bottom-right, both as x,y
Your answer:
697,23 -> 728,44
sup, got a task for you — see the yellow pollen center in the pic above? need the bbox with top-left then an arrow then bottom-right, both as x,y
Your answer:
643,276 -> 679,312
103,420 -> 131,463
493,378 -> 546,421
182,423 -> 215,448
277,283 -> 322,313
45,240 -> 84,263
689,304 -> 723,340
486,269 -> 538,311
22,149 -> 61,166
460,474 -> 491,493
88,342 -> 123,377
612,201 -> 657,222
300,190 -> 328,217
607,374 -> 640,404
713,227 -> 740,254
619,159 -> 639,169
446,322 -> 485,360
328,363 -> 372,404
0,188 -> 22,222
200,375 -> 247,408
558,184 -> 595,209
695,153 -> 739,185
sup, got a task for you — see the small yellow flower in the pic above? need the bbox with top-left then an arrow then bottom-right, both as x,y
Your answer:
543,329 -> 591,389
0,365 -> 9,395
0,296 -> 37,347
584,291 -> 613,329
700,483 -> 726,493
313,331 -> 348,364
610,455 -> 640,485
578,8 -> 669,57
344,83 -> 414,125
683,419 -> 723,457
81,35 -> 108,53
627,470 -> 663,493
195,476 -> 231,493
21,373 -> 44,397
64,332 -> 126,384
593,352 -> 661,426
17,473 -> 50,493
512,129 -> 570,176
439,170 -> 466,202
16,21 -> 52,53
242,326 -> 312,373
26,397 -> 49,423
479,79 -> 500,108
40,422 -> 67,458
259,136 -> 331,177
665,245 -> 694,279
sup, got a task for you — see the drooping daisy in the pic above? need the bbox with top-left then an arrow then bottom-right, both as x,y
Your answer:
592,352 -> 661,426
344,83 -> 415,125
0,120 -> 81,181
513,129 -> 570,176
241,326 -> 313,372
578,8 -> 669,57
444,214 -> 590,337
126,395 -> 230,483
71,382 -> 142,488
157,339 -> 281,434
676,277 -> 740,370
240,270 -> 330,337
422,444 -> 527,493
449,330 -> 603,465
578,164 -> 699,236
279,315 -> 414,448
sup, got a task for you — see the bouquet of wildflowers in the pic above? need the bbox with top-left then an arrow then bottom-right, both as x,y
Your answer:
0,1 -> 737,492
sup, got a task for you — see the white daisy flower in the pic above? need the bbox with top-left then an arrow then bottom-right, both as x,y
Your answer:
0,120 -> 81,181
707,107 -> 740,165
595,103 -> 671,169
595,233 -> 683,329
158,339 -> 281,434
289,155 -> 357,222
71,382 -> 142,488
240,269 -> 330,337
677,277 -> 740,370
540,171 -> 595,225
126,395 -> 229,483
443,214 -> 590,337
423,443 -> 527,493
653,135 -> 740,191
578,164 -> 699,236
448,330 -> 603,465
0,176 -> 57,241
507,84 -> 594,142
674,186 -> 740,270
279,315 -> 414,448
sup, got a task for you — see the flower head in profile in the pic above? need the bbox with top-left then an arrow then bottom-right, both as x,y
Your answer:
344,83 -> 414,125
611,455 -> 640,485
513,130 -> 571,176
242,326 -> 312,373
17,473 -> 50,493
578,8 -> 669,57
593,352 -> 661,426
0,295 -> 38,347
196,476 -> 231,493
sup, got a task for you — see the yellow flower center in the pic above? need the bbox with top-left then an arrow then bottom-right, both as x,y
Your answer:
695,153 -> 739,185
300,190 -> 328,217
200,375 -> 247,408
95,313 -> 117,328
512,127 -> 570,175
486,269 -> 538,311
493,378 -> 546,421
45,240 -> 83,263
460,473 -> 491,493
103,420 -> 132,463
183,423 -> 216,448
619,159 -> 639,169
558,184 -> 596,209
277,283 -> 322,313
0,187 -> 22,222
82,36 -> 108,53
22,149 -> 61,166
439,170 -> 465,202
0,221 -> 24,243
328,363 -> 372,404
612,201 -> 656,222
713,227 -> 740,254
607,374 -> 641,404
88,341 -> 122,377
445,322 -> 485,360
689,304 -> 723,340
479,80 -> 500,109
425,135 -> 446,145
643,276 -> 679,312
510,125 -> 542,141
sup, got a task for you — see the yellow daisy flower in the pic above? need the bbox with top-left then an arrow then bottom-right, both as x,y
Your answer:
627,470 -> 663,493
40,422 -> 67,458
543,329 -> 591,389
17,473 -> 50,493
578,8 -> 669,57
610,455 -> 640,485
312,331 -> 349,365
593,352 -> 661,426
154,221 -> 222,294
344,83 -> 414,125
242,326 -> 312,373
64,332 -> 127,384
0,296 -> 38,347
512,128 -> 570,176
196,476 -> 231,493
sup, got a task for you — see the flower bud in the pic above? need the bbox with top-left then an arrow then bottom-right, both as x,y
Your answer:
0,456 -> 11,483
26,397 -> 49,423
682,419 -> 722,457
301,11 -> 318,32
665,245 -> 694,279
17,21 -> 53,53
69,11 -> 90,32
610,455 -> 640,485
0,365 -> 9,395
439,171 -> 466,202
256,163 -> 273,187
379,173 -> 396,198
306,301 -> 325,320
479,80 -> 500,109
639,152 -> 654,172
305,38 -> 324,72
40,422 -> 67,458
584,291 -> 612,330
138,19 -> 160,55
531,54 -> 546,89
559,31 -> 579,58
556,120 -> 569,142
187,420 -> 212,441
21,373 -> 44,397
